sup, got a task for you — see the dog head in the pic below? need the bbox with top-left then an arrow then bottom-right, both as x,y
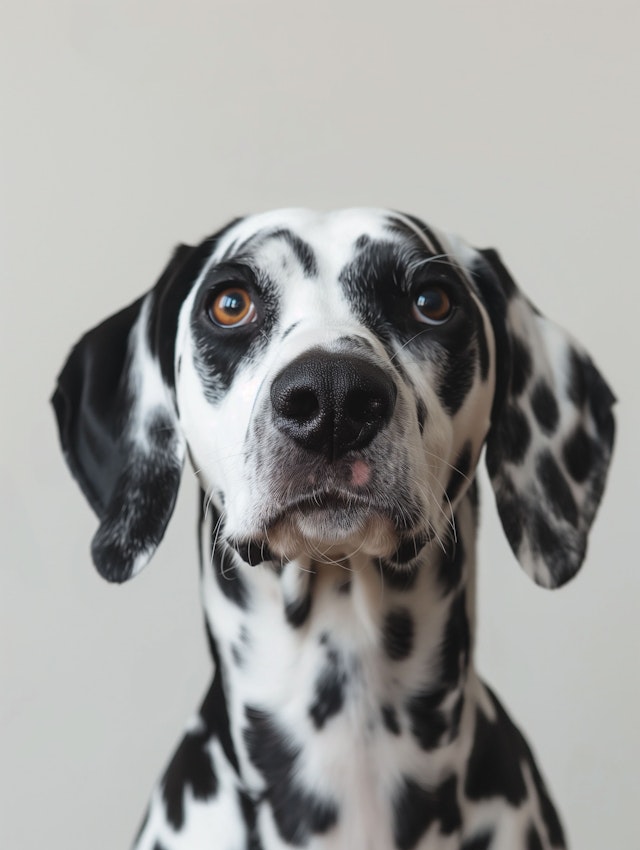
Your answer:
53,209 -> 615,589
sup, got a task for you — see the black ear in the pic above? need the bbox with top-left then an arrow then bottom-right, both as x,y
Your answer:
474,249 -> 616,588
52,241 -> 215,582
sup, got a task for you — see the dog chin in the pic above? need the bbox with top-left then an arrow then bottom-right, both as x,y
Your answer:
266,510 -> 398,562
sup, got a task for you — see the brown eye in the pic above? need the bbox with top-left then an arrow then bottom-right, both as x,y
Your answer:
208,288 -> 257,327
413,287 -> 453,325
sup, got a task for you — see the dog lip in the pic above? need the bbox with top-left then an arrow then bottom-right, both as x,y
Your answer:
266,489 -> 378,525
288,490 -> 371,513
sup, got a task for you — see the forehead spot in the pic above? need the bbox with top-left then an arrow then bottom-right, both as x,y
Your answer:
268,228 -> 318,277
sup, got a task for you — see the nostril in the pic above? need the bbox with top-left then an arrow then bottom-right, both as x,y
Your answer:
345,389 -> 387,424
280,388 -> 320,422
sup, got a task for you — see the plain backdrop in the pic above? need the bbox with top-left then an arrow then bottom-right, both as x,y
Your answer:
1,1 -> 638,848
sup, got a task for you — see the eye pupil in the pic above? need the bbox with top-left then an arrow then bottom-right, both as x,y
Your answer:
414,287 -> 452,324
209,287 -> 255,327
220,292 -> 245,315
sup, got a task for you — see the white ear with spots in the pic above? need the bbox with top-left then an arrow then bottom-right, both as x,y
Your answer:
52,243 -> 211,582
476,249 -> 616,588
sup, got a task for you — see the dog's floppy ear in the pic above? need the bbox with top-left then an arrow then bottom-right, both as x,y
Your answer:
474,248 -> 615,588
52,239 -> 216,582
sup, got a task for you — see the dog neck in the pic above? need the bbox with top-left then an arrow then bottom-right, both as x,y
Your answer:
198,485 -> 478,794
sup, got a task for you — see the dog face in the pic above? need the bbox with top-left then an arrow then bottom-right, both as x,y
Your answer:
52,209 -> 615,589
175,209 -> 495,565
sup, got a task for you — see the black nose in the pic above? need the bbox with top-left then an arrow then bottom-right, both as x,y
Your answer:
270,350 -> 397,460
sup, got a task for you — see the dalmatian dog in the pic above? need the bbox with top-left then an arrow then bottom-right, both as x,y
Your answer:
53,209 -> 615,850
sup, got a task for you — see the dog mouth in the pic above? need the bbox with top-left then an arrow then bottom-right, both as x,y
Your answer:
282,490 -> 372,516
262,486 -> 387,530
226,486 -> 432,566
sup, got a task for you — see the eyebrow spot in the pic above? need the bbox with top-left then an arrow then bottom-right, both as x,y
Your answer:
269,229 -> 318,277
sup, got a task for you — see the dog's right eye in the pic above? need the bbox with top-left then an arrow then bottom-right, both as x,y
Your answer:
412,286 -> 453,325
207,287 -> 257,327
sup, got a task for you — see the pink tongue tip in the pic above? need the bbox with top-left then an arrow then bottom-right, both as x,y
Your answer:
350,459 -> 371,487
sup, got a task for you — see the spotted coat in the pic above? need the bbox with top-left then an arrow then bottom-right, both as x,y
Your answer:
53,209 -> 615,850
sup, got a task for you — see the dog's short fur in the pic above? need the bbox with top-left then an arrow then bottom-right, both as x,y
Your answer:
53,209 -> 615,850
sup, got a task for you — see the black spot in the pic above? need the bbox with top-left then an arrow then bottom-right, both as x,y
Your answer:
383,608 -> 415,661
465,690 -> 528,805
382,704 -> 401,735
450,694 -> 464,733
477,248 -> 517,299
437,775 -> 462,835
152,843 -> 169,850
244,708 -> 338,844
567,349 -> 588,407
213,547 -> 250,609
309,646 -> 347,729
582,356 -> 616,441
510,335 -> 533,396
446,442 -> 473,504
230,538 -> 274,566
527,824 -> 544,850
536,451 -> 578,527
337,237 -> 480,422
392,774 -> 461,850
355,234 -> 371,250
437,534 -> 465,594
85,428 -> 183,582
439,592 -> 470,688
489,404 -> 531,470
337,578 -> 351,594
284,571 -> 315,628
392,777 -> 436,850
563,425 -> 594,483
437,346 -> 476,416
494,479 -> 525,553
285,591 -> 313,628
567,350 -> 616,443
237,789 -> 262,850
281,321 -> 300,340
468,479 -> 480,514
270,228 -> 318,277
531,380 -> 560,435
378,559 -> 420,591
416,398 -> 427,434
461,832 -> 493,850
201,626 -> 240,773
389,533 -> 428,565
190,261 -> 278,404
406,687 -> 448,750
531,509 -> 576,583
161,729 -> 218,830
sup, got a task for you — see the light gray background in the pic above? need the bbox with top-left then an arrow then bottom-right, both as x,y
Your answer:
1,1 -> 638,848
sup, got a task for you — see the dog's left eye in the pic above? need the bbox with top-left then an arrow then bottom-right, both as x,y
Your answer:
208,288 -> 257,327
412,287 -> 453,325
